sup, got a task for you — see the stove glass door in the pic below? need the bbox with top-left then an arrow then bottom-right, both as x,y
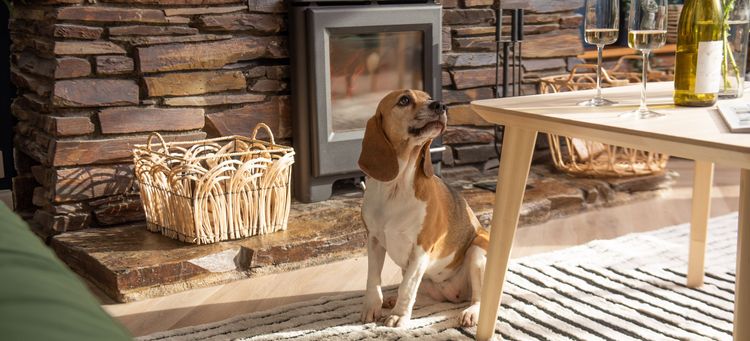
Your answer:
329,31 -> 424,133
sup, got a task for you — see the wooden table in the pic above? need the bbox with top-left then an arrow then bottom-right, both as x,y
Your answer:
470,82 -> 750,341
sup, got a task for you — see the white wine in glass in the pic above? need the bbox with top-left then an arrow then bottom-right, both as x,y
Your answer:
578,0 -> 620,107
625,0 -> 668,118
628,29 -> 667,50
585,28 -> 620,44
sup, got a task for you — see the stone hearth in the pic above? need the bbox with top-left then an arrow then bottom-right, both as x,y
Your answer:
51,165 -> 676,303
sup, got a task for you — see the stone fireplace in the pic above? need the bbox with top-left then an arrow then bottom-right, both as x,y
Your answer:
10,0 -> 588,236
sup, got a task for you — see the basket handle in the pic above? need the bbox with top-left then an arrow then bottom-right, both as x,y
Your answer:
146,132 -> 169,152
251,123 -> 275,145
568,63 -> 618,83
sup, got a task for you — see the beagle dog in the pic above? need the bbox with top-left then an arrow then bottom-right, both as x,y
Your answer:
358,89 -> 490,328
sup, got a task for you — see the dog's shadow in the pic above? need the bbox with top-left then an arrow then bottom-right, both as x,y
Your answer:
132,287 -> 477,340
332,287 -> 477,339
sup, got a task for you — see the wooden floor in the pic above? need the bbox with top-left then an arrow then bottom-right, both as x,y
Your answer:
103,159 -> 741,337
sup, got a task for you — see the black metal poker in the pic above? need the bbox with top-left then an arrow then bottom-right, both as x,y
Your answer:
495,7 -> 524,98
495,6 -> 504,98
512,8 -> 524,97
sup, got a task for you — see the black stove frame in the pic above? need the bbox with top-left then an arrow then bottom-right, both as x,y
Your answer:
289,0 -> 443,202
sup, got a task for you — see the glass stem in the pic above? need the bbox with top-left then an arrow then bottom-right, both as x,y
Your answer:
639,50 -> 650,112
595,44 -> 603,101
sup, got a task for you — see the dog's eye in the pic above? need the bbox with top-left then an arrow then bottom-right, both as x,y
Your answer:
397,96 -> 411,107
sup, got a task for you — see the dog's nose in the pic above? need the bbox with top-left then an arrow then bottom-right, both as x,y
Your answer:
429,101 -> 447,114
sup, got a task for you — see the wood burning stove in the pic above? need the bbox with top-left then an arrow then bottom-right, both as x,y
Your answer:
289,0 -> 443,202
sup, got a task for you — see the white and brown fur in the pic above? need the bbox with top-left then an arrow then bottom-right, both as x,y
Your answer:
358,89 -> 490,328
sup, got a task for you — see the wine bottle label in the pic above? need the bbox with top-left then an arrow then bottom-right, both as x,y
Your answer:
694,40 -> 723,93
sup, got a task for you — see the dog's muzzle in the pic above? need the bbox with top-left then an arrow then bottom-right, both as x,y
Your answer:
408,100 -> 448,136
428,100 -> 447,115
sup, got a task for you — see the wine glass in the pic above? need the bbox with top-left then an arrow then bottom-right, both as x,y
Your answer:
578,0 -> 620,107
625,0 -> 668,118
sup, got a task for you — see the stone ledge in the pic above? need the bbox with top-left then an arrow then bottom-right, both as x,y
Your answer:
51,165 -> 676,302
51,195 -> 366,302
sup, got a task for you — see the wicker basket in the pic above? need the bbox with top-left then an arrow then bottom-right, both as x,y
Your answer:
538,56 -> 672,94
538,63 -> 631,94
133,123 -> 295,244
539,57 -> 670,177
547,137 -> 669,177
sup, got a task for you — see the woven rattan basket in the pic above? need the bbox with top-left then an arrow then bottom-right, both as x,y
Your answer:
133,123 -> 295,244
539,57 -> 671,177
539,56 -> 672,94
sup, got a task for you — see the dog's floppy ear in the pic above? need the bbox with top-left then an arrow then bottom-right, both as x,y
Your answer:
359,113 -> 398,181
419,139 -> 434,178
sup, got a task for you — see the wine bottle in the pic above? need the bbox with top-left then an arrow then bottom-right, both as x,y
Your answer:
673,0 -> 724,107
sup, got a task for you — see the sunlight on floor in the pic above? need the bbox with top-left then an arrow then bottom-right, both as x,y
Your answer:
103,159 -> 741,337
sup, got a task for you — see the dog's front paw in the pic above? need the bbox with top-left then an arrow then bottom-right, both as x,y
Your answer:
384,313 -> 411,327
360,293 -> 383,323
459,303 -> 480,327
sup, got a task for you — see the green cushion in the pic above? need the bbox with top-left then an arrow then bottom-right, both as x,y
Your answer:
0,203 -> 132,341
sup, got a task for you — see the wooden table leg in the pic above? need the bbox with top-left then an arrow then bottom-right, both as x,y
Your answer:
476,126 -> 537,341
687,161 -> 714,287
735,169 -> 750,340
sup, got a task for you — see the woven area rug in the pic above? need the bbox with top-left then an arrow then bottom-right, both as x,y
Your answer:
140,213 -> 739,341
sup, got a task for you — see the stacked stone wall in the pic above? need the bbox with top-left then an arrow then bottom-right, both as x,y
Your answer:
10,0 -> 289,234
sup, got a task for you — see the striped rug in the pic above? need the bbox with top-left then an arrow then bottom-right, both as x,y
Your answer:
140,213 -> 739,341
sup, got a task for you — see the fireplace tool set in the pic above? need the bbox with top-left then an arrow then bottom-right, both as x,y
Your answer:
485,7 -> 525,174
473,7 -> 526,193
495,8 -> 524,99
